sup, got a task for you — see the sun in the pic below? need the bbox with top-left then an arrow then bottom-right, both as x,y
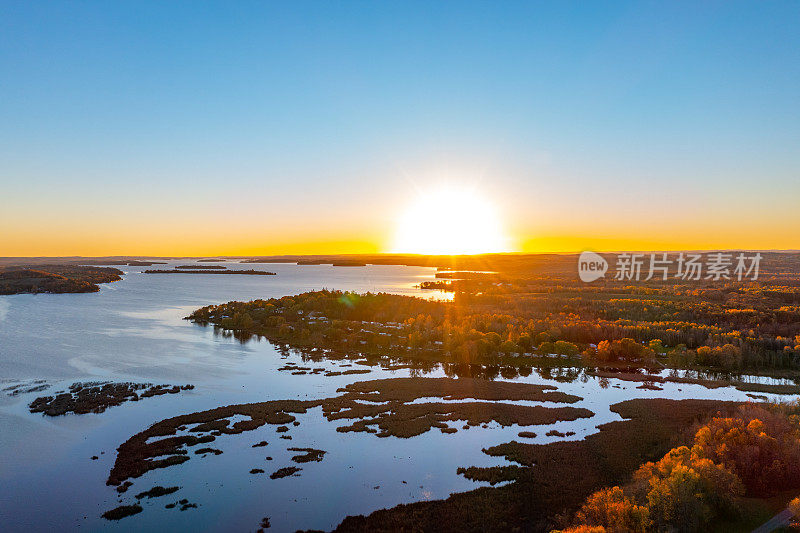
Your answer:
391,185 -> 511,255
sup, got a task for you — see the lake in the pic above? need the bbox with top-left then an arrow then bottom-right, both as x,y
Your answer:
0,262 -> 776,532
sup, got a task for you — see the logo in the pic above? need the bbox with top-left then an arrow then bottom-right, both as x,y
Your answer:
576,251 -> 761,283
578,251 -> 608,282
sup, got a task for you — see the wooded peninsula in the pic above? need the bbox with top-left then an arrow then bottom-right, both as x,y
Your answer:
0,265 -> 123,294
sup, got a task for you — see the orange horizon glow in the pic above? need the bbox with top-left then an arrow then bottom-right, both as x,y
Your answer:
3,182 -> 799,257
3,231 -> 800,258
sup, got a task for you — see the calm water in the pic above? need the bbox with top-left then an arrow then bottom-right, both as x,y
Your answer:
0,262 -> 775,532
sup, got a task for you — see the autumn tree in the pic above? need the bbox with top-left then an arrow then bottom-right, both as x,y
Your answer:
691,405 -> 800,496
574,486 -> 649,532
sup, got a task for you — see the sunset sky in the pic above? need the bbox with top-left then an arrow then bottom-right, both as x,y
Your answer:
2,2 -> 799,256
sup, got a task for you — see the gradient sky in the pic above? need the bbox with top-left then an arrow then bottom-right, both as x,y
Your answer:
1,1 -> 799,256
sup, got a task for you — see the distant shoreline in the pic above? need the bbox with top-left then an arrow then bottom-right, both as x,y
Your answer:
143,269 -> 275,276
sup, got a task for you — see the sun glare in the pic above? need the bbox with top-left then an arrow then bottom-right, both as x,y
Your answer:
391,185 -> 510,255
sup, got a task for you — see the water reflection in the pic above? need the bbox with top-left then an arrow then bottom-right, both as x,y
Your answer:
0,262 -> 795,532
234,336 -> 800,390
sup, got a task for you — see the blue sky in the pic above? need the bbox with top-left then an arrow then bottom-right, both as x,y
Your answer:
1,1 -> 798,254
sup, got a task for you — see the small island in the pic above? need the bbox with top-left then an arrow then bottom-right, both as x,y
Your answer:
295,259 -> 367,266
144,269 -> 275,275
244,257 -> 369,267
331,260 -> 367,267
79,259 -> 168,266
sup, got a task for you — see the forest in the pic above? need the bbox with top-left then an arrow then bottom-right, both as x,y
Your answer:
188,264 -> 800,375
556,401 -> 800,532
